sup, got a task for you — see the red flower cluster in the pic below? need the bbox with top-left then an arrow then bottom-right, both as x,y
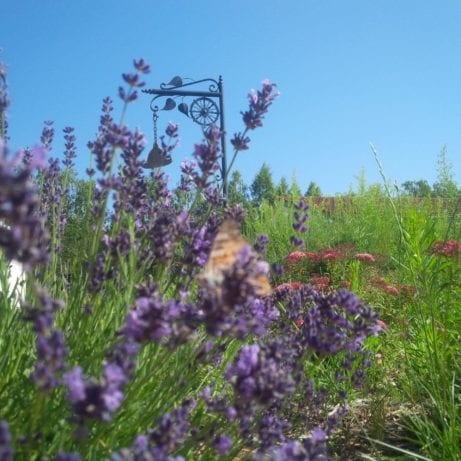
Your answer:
309,276 -> 331,285
274,282 -> 303,292
317,248 -> 343,261
308,275 -> 331,292
371,278 -> 400,296
354,253 -> 375,263
285,248 -> 344,265
285,251 -> 308,264
431,239 -> 461,257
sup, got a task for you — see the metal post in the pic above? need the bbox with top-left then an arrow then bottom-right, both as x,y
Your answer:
217,76 -> 227,197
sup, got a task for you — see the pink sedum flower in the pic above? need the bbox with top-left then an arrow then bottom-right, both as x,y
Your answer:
354,253 -> 375,263
383,285 -> 399,296
285,251 -> 308,264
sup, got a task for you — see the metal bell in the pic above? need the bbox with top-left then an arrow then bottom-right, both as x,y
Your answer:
143,142 -> 172,169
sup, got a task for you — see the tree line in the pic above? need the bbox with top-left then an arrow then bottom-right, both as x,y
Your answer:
228,145 -> 460,206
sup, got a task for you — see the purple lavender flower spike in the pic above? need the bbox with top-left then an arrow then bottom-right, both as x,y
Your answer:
133,58 -> 151,74
241,80 -> 279,130
226,340 -> 295,408
213,435 -> 233,456
254,234 -> 269,254
62,126 -> 77,169
40,120 -> 54,150
259,428 -> 328,461
122,73 -> 145,88
55,452 -> 81,461
230,132 -> 250,151
112,400 -> 195,460
118,86 -> 138,103
0,59 -> 10,140
293,197 -> 309,233
0,420 -> 14,461
99,97 -> 114,130
0,142 -> 50,269
165,122 -> 179,138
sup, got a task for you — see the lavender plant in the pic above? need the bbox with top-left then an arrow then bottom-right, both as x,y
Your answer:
0,56 -> 382,461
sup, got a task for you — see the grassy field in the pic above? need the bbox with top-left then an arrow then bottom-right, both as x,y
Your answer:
246,194 -> 461,459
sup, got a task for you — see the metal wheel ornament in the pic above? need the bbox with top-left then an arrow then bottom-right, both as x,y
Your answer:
190,97 -> 219,126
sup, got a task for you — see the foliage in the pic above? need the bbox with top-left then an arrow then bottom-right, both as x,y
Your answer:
250,163 -> 275,205
401,179 -> 432,197
227,169 -> 250,206
275,176 -> 289,197
304,181 -> 322,197
433,144 -> 459,198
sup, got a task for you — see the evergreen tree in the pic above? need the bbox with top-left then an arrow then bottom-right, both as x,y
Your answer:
250,163 -> 275,205
275,176 -> 289,198
289,173 -> 302,200
305,181 -> 322,197
227,170 -> 249,205
432,145 -> 459,198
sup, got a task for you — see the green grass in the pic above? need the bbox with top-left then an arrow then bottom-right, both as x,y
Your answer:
1,188 -> 460,460
245,193 -> 461,460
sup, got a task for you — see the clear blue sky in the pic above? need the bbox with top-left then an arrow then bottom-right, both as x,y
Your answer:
2,0 -> 460,194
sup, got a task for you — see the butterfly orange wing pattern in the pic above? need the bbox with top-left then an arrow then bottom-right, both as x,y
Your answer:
200,219 -> 272,297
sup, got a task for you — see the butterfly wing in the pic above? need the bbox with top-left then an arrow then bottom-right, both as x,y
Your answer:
200,219 -> 271,296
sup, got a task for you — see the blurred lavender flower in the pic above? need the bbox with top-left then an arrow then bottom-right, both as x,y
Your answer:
165,122 -> 179,138
297,288 -> 381,355
23,287 -> 67,392
0,141 -> 49,270
230,79 -> 279,153
243,80 -> 279,130
38,154 -> 69,255
290,197 -> 308,249
88,250 -> 111,293
0,59 -> 10,140
213,434 -> 232,456
192,125 -> 221,189
133,58 -> 150,74
293,197 -> 309,233
40,120 -> 54,151
261,428 -> 328,461
112,400 -> 195,461
178,159 -> 198,192
122,291 -> 196,345
55,452 -> 81,461
257,411 -> 290,450
88,116 -> 130,179
62,126 -> 77,169
39,157 -> 62,214
122,73 -> 145,88
118,58 -> 150,103
63,355 -> 134,423
204,186 -> 224,208
225,341 -> 295,408
99,97 -> 114,130
254,234 -> 269,254
0,420 -> 14,461
117,128 -> 148,215
230,132 -> 250,151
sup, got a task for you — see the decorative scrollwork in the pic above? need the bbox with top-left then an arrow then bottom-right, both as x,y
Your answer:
190,97 -> 219,126
159,76 -> 219,93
